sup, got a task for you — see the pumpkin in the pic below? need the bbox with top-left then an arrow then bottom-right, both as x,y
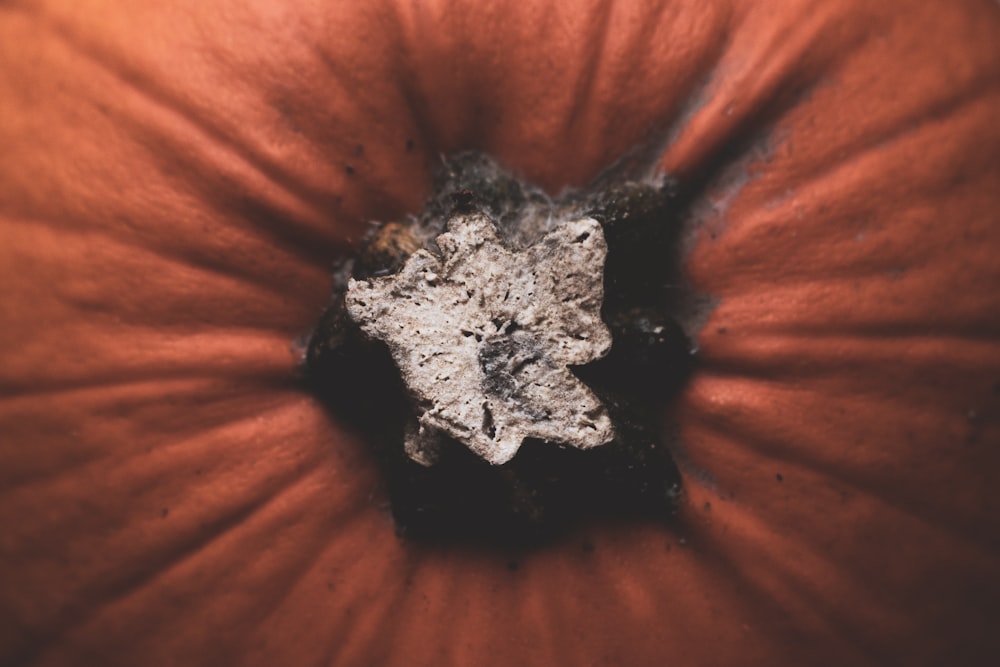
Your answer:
1,0 -> 998,665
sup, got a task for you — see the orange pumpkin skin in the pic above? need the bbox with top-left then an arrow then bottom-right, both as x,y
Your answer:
1,1 -> 999,665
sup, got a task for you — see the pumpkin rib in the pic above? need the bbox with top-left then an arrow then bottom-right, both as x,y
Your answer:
201,476 -> 379,656
681,468 -> 999,664
740,85 -> 998,231
0,125 -> 349,309
744,321 -> 1000,343
0,391 -> 345,552
103,90 -> 356,267
783,84 -> 998,209
0,361 -> 296,402
697,335 -> 1000,388
0,327 -> 296,396
527,561 -> 597,667
325,544 -> 420,667
700,280 -> 999,339
381,0 -> 727,189
37,9 -> 363,230
597,0 -> 691,116
0,380 -> 302,493
681,495 -> 899,666
573,0 -> 734,176
0,196 -> 341,311
408,569 -> 497,666
554,0 -> 615,137
633,512 -> 862,667
0,218 -> 320,332
367,550 -> 455,666
611,10 -> 734,184
663,3 -> 994,237
681,377 -> 1000,551
688,414 -> 1000,561
377,2 -> 447,175
6,397 -> 373,667
36,391 -> 327,503
379,0 -> 473,157
658,2 -> 865,181
5,458 -> 312,667
21,3 -> 413,257
688,103 -> 989,303
34,470 -> 358,667
700,275 -> 1000,335
347,548 -> 479,667
696,479 -> 1000,664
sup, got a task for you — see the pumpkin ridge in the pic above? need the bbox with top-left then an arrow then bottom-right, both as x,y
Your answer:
682,497 -> 892,666
659,3 -> 861,180
5,218 -> 325,328
377,0 -> 460,156
0,381 -> 302,492
686,416 -> 989,551
37,9 -> 357,221
770,84 -> 1000,210
4,458 -> 319,667
559,0 -> 614,136
680,381 -> 1000,554
688,458 -> 1000,658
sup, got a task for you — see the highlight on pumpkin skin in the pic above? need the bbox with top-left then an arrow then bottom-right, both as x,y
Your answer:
302,152 -> 695,544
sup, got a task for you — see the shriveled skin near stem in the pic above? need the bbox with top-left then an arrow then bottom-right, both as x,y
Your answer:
1,1 -> 999,666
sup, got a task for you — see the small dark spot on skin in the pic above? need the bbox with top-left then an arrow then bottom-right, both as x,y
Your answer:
160,508 -> 169,518
355,144 -> 364,156
776,473 -> 783,482
406,139 -> 415,152
717,327 -> 727,334
703,501 -> 711,511
327,582 -> 335,591
507,560 -> 519,572
345,165 -> 355,175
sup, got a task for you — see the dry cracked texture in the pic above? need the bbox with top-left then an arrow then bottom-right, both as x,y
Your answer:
346,212 -> 615,465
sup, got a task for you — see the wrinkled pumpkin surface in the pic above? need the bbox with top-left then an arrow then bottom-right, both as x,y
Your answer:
1,1 -> 999,665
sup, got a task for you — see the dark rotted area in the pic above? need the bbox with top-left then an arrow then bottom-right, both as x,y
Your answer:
303,153 -> 693,547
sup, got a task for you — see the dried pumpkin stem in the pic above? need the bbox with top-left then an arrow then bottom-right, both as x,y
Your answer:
305,152 -> 692,542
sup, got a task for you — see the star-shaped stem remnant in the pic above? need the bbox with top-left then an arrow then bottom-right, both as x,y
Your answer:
346,212 -> 614,465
